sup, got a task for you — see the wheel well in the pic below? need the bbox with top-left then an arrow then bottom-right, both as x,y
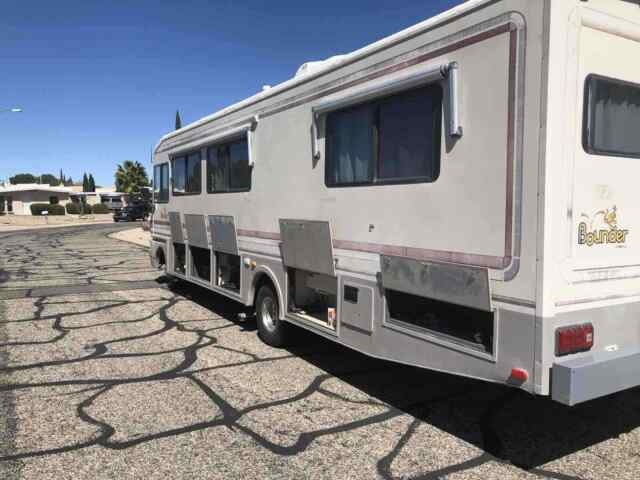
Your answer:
156,247 -> 166,267
253,273 -> 275,305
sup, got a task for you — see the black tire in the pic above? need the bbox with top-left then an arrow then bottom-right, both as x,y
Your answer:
255,284 -> 289,347
155,250 -> 166,272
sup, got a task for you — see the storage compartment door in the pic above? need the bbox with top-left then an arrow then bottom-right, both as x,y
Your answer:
185,214 -> 208,248
209,215 -> 238,255
279,219 -> 335,277
169,212 -> 183,243
380,255 -> 492,312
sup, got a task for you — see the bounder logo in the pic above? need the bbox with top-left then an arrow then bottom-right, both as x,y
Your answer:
578,206 -> 629,247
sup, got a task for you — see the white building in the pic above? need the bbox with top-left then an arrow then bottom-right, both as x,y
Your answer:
0,183 -> 72,215
68,189 -> 128,210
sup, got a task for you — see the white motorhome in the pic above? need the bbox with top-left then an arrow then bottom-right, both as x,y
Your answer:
151,0 -> 640,406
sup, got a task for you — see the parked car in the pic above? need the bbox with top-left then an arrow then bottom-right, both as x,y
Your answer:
113,205 -> 146,222
100,196 -> 125,210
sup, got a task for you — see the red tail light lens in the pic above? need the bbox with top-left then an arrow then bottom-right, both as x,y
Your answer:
556,323 -> 594,356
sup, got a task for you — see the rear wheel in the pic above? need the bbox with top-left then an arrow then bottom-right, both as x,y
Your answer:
256,284 -> 288,347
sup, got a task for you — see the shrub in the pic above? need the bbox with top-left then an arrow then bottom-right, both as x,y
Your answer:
49,204 -> 66,215
91,203 -> 110,214
30,203 -> 65,216
66,202 -> 92,214
66,202 -> 80,214
30,203 -> 48,215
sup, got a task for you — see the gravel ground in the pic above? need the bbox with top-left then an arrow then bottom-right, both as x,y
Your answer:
1,224 -> 640,479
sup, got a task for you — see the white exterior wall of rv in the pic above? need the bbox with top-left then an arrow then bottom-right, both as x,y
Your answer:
152,0 -> 548,393
536,0 -> 640,400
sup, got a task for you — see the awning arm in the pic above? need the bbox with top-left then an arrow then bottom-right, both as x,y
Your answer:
445,62 -> 463,138
247,115 -> 259,167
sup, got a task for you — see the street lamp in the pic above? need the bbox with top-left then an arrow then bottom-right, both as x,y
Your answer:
0,107 -> 22,113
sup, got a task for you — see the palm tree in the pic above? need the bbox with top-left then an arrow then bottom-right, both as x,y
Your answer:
115,161 -> 150,193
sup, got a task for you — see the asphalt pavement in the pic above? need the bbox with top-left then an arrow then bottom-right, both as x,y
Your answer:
1,224 -> 639,479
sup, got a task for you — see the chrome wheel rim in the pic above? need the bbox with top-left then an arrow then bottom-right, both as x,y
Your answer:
261,296 -> 277,333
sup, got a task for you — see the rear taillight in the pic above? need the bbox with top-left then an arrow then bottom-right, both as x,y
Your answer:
556,323 -> 594,356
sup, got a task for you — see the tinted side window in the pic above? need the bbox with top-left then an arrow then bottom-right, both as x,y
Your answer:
171,152 -> 201,195
207,137 -> 251,193
326,85 -> 442,187
326,104 -> 375,186
378,87 -> 440,181
207,145 -> 228,192
154,164 -> 169,203
186,152 -> 202,193
154,165 -> 160,200
229,139 -> 251,190
172,156 -> 186,194
160,164 -> 169,201
584,75 -> 640,158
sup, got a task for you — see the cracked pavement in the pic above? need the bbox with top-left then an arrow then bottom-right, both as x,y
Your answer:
1,224 -> 639,479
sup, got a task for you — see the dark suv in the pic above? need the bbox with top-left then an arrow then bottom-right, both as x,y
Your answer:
113,205 -> 146,222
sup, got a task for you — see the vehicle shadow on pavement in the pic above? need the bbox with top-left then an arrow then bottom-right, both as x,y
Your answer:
297,335 -> 640,474
172,280 -> 640,477
1,270 -> 639,480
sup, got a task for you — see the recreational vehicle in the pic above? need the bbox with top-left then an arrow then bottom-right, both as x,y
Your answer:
151,0 -> 640,406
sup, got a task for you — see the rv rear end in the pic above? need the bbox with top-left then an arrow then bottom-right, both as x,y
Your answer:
540,0 -> 640,405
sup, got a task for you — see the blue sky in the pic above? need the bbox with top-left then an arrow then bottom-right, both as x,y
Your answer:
0,0 -> 461,187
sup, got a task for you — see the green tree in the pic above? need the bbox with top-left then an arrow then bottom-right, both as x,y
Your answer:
82,173 -> 89,192
115,161 -> 150,193
88,174 -> 96,192
9,173 -> 37,184
175,110 -> 182,130
40,173 -> 59,186
59,169 -> 65,185
64,176 -> 74,187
